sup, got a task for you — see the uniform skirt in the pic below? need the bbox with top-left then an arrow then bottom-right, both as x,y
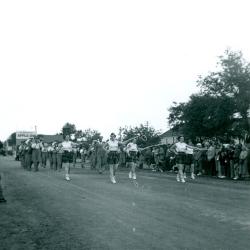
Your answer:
62,151 -> 73,163
176,152 -> 186,164
126,151 -> 138,163
185,154 -> 194,165
107,151 -> 119,165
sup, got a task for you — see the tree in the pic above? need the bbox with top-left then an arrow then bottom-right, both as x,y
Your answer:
7,133 -> 16,146
62,123 -> 76,137
120,123 -> 161,148
81,129 -> 103,147
168,102 -> 186,132
0,140 -> 3,149
197,49 -> 250,132
168,49 -> 250,139
168,94 -> 236,139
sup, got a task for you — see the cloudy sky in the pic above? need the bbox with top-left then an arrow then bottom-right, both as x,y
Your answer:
1,0 -> 250,141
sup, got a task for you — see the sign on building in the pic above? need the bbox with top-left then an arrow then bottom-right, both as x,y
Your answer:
16,131 -> 37,140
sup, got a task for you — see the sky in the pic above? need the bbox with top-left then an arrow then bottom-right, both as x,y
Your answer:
1,0 -> 250,141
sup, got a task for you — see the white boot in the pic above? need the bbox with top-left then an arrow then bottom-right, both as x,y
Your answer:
176,173 -> 180,182
111,176 -> 116,184
129,172 -> 132,179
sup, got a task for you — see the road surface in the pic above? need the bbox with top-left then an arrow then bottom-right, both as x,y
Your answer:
0,156 -> 250,250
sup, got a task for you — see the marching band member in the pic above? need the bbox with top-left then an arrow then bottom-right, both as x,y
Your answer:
126,138 -> 138,180
170,136 -> 192,183
31,137 -> 42,172
171,136 -> 204,183
24,139 -> 32,170
52,142 -> 58,170
105,133 -> 121,184
56,143 -> 63,170
61,135 -> 74,181
47,143 -> 54,169
41,142 -> 48,168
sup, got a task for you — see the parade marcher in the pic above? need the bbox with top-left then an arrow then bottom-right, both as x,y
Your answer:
47,143 -> 54,169
24,139 -> 32,170
56,143 -> 63,170
61,135 -> 74,181
170,136 -> 200,183
31,137 -> 42,172
126,138 -> 139,180
41,142 -> 48,168
52,142 -> 58,170
105,133 -> 121,184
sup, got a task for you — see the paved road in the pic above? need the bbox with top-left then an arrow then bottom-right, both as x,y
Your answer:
0,156 -> 250,250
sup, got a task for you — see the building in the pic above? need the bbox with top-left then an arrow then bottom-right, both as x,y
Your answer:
38,134 -> 63,143
159,129 -> 181,145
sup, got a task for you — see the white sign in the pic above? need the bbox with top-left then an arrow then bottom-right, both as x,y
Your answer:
16,131 -> 37,140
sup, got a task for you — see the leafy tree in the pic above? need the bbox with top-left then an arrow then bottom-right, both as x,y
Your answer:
187,94 -> 234,138
168,95 -> 235,139
0,140 -> 3,149
7,133 -> 16,146
168,102 -> 186,132
120,123 -> 160,148
197,49 -> 250,132
168,49 -> 250,139
82,129 -> 103,146
62,123 -> 76,137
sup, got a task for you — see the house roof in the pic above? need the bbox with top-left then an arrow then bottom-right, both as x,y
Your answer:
38,134 -> 64,143
160,129 -> 181,138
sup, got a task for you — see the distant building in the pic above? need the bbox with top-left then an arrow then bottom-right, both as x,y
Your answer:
38,134 -> 64,143
159,129 -> 181,145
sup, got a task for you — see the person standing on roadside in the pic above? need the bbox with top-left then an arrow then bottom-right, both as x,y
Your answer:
0,174 -> 7,203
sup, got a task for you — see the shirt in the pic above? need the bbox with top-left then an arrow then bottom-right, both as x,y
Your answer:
175,142 -> 187,153
126,142 -> 138,153
31,143 -> 42,150
61,141 -> 73,152
107,140 -> 119,151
